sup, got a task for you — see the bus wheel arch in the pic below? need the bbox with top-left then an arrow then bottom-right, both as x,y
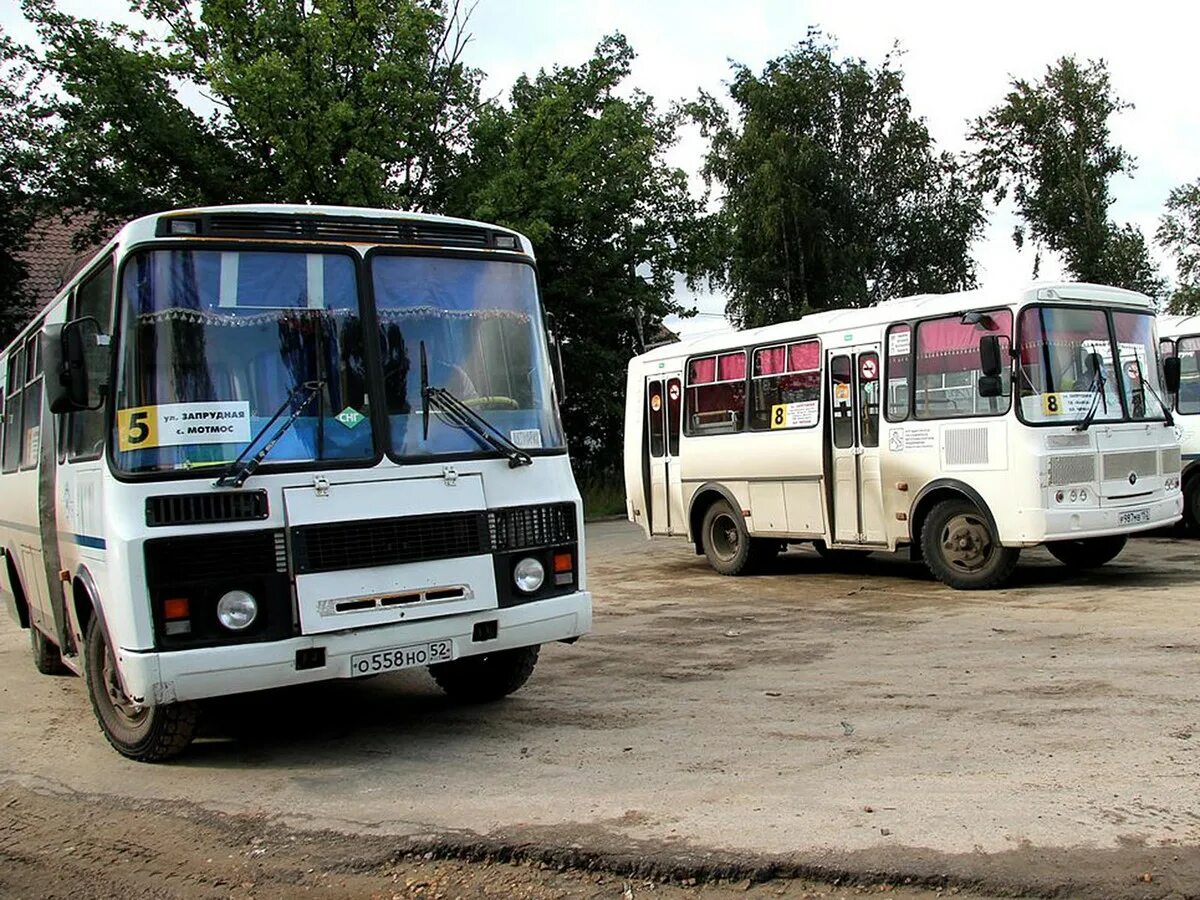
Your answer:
909,481 -> 1000,558
71,568 -> 104,653
910,482 -> 1018,590
1182,463 -> 1200,532
688,484 -> 743,555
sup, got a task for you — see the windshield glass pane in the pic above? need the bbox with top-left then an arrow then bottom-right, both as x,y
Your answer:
1017,307 -> 1123,424
1112,311 -> 1167,420
114,249 -> 371,474
370,255 -> 564,459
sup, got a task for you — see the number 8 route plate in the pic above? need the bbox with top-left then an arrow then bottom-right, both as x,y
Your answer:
351,639 -> 453,676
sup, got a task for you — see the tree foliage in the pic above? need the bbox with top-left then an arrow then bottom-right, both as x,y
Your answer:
690,31 -> 984,328
449,34 -> 700,468
1158,179 -> 1200,313
970,56 -> 1163,297
0,31 -> 41,343
20,0 -> 480,241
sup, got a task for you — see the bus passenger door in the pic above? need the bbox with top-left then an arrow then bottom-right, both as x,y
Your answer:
827,348 -> 886,545
644,377 -> 683,535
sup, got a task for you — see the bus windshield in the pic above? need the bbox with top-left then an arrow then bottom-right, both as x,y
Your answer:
1016,306 -> 1164,424
371,254 -> 564,460
114,248 -> 372,474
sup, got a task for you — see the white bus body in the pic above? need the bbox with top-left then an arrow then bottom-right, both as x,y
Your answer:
1157,314 -> 1200,528
625,283 -> 1182,589
0,205 -> 591,760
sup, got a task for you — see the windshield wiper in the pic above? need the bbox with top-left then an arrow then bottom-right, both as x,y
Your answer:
1073,354 -> 1108,432
1132,357 -> 1174,426
214,379 -> 325,488
419,341 -> 533,468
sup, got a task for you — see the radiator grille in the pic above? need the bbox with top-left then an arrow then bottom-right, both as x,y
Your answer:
164,212 -> 519,250
145,529 -> 286,585
1161,446 -> 1182,475
1048,455 -> 1096,486
146,490 -> 268,527
289,502 -> 578,575
1102,450 -> 1159,481
943,427 -> 989,466
291,512 -> 486,575
488,503 -> 578,552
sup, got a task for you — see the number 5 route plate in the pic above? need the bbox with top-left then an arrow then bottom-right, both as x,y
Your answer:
351,639 -> 453,676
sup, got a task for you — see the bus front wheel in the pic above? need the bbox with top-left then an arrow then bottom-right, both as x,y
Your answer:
430,645 -> 540,702
921,498 -> 1019,590
1185,475 -> 1200,534
1045,535 -> 1127,569
84,618 -> 198,762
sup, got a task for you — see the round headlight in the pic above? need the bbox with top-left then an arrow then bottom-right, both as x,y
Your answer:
513,557 -> 545,594
217,590 -> 258,631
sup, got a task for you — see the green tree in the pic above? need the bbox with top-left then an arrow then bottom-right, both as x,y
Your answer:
690,31 -> 984,328
0,31 -> 41,343
20,0 -> 480,242
1158,179 -> 1200,313
449,34 -> 700,469
970,56 -> 1163,297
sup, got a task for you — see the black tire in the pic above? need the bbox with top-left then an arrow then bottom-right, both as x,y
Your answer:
84,617 -> 198,762
920,498 -> 1019,590
429,645 -> 540,703
30,625 -> 67,675
1185,475 -> 1200,535
1045,535 -> 1127,569
701,499 -> 756,575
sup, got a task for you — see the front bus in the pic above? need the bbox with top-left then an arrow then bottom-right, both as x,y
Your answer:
10,205 -> 591,761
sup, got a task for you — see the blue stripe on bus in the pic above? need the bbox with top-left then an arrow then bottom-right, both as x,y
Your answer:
1184,453 -> 1200,461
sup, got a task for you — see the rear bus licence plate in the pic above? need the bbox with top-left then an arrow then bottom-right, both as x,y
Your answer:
351,640 -> 453,676
1118,508 -> 1150,526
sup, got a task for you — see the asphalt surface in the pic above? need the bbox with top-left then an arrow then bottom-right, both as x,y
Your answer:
2,521 -> 1199,897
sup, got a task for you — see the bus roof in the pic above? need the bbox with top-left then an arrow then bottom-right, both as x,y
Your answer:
1159,313 -> 1200,337
634,281 -> 1156,365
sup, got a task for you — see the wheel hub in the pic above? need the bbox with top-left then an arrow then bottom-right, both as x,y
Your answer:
711,513 -> 740,561
941,514 -> 992,572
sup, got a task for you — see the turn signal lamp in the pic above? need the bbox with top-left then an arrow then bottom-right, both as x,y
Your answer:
553,551 -> 574,586
163,597 -> 191,636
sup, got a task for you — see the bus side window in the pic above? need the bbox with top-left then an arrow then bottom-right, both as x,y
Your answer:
647,381 -> 665,457
20,334 -> 42,469
858,352 -> 880,447
885,324 -> 911,421
1178,337 -> 1200,414
750,340 -> 820,430
685,352 -> 746,435
830,356 -> 854,448
914,311 -> 1012,419
2,349 -> 21,473
68,257 -> 115,462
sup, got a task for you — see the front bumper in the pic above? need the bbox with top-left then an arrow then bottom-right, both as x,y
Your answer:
1012,494 -> 1182,545
116,591 -> 592,705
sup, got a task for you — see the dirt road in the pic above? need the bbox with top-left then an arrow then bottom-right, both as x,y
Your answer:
2,522 -> 1199,897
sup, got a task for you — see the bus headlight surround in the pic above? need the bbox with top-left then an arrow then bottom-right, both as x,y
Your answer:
216,590 -> 258,631
513,557 -> 545,594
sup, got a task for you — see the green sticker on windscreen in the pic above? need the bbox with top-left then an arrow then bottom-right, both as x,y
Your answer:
336,407 -> 366,429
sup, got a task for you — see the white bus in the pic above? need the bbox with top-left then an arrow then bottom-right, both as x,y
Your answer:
624,283 -> 1182,590
0,204 -> 591,760
1156,314 -> 1200,529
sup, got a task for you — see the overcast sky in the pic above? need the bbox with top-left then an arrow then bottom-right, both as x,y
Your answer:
4,0 -> 1197,336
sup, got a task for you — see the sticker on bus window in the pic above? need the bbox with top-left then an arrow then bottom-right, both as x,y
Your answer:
1039,392 -> 1094,418
117,401 -> 252,451
833,383 -> 851,404
509,428 -> 543,449
770,401 -> 819,429
650,393 -> 662,412
888,330 -> 911,356
860,357 -> 878,381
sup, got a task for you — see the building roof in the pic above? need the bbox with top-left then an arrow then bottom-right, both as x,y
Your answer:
16,215 -> 105,310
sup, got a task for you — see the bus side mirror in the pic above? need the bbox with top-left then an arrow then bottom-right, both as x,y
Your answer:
979,335 -> 1003,377
45,318 -> 103,414
978,375 -> 1004,398
1164,356 -> 1181,394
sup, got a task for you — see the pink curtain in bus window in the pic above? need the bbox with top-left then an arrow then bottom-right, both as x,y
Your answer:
756,347 -> 786,376
689,356 -> 716,384
916,313 -> 1011,375
718,352 -> 746,381
789,341 -> 819,372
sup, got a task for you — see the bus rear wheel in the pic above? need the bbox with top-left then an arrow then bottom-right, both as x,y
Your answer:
1185,475 -> 1200,534
701,499 -> 758,575
921,498 -> 1019,590
1045,535 -> 1127,569
430,645 -> 539,702
31,625 -> 68,675
84,618 -> 198,762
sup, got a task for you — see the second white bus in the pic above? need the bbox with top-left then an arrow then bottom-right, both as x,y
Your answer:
1157,313 -> 1200,529
625,283 -> 1182,589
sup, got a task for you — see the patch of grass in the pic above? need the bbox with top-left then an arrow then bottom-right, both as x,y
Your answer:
579,476 -> 627,521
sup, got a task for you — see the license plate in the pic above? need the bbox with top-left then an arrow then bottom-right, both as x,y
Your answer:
351,640 -> 453,676
1118,508 -> 1150,526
